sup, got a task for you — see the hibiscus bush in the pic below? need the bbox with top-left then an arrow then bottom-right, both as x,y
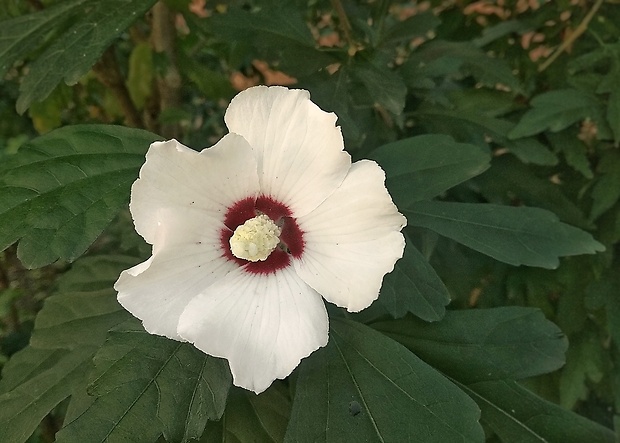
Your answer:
1,0 -> 619,442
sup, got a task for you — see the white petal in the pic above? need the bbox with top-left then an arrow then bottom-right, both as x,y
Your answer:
131,134 -> 259,244
115,207 -> 237,340
224,85 -> 351,217
294,160 -> 406,312
177,266 -> 328,394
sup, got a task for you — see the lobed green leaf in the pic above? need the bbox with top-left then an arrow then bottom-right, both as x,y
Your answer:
202,384 -> 290,443
0,125 -> 161,268
377,233 -> 450,321
0,0 -> 87,77
285,319 -> 484,443
460,380 -> 615,443
56,321 -> 231,443
0,255 -> 136,442
16,0 -> 158,113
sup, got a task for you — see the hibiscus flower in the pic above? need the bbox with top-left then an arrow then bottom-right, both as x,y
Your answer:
115,86 -> 406,393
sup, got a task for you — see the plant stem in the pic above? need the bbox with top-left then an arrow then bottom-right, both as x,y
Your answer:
92,47 -> 144,128
151,1 -> 182,139
330,0 -> 356,55
538,0 -> 605,72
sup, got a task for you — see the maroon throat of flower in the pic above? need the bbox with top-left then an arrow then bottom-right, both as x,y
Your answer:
220,195 -> 305,275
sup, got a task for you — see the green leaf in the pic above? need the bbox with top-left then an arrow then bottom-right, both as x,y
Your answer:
0,255 -> 135,442
402,40 -> 522,93
558,330 -> 605,410
509,89 -> 603,139
353,58 -> 407,115
374,307 -> 568,383
285,319 -> 484,443
16,0 -> 158,113
548,131 -> 593,179
208,5 -> 314,48
505,138 -> 559,166
0,348 -> 92,443
416,105 -> 558,166
590,150 -> 620,220
380,12 -> 441,46
607,88 -> 620,144
586,272 -> 620,348
405,201 -> 604,269
369,134 -> 490,207
476,155 -> 591,229
202,384 -> 291,443
56,321 -> 231,443
377,233 -> 450,321
204,5 -> 334,76
0,0 -> 87,77
127,42 -> 153,109
0,347 -> 66,394
460,380 -> 615,443
0,125 -> 161,268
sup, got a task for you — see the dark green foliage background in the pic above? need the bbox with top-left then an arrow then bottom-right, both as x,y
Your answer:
0,0 -> 619,442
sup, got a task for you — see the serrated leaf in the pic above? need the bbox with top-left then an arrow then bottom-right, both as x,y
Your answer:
202,384 -> 290,443
0,0 -> 87,77
377,233 -> 450,321
374,307 -> 567,383
460,380 -> 615,443
406,201 -> 604,269
285,319 -> 484,443
56,321 -> 231,443
369,134 -> 490,207
16,0 -> 158,113
0,125 -> 161,268
0,255 -> 134,442
509,89 -> 603,139
0,349 -> 92,443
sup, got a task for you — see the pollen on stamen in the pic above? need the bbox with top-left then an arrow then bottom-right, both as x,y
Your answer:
229,214 -> 282,262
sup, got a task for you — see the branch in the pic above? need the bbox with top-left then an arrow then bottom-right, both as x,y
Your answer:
538,0 -> 605,72
92,47 -> 144,128
151,1 -> 182,139
330,0 -> 357,55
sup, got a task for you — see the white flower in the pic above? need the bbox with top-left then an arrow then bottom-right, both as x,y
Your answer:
114,86 -> 406,393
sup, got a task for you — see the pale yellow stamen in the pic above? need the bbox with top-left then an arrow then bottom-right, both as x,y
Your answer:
229,214 -> 282,262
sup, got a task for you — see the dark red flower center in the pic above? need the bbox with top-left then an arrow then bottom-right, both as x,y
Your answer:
220,195 -> 304,274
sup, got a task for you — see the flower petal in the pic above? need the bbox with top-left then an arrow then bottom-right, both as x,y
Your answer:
294,160 -> 406,312
177,266 -> 328,394
131,134 -> 259,244
115,207 -> 237,340
224,85 -> 351,217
